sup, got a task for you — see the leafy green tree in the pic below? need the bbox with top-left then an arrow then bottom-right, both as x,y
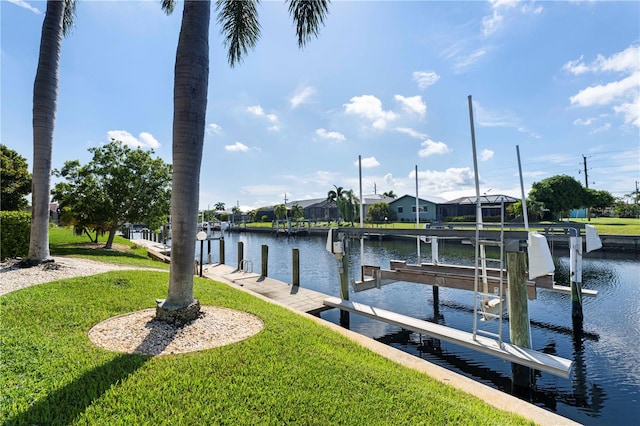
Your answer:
290,203 -> 304,220
158,0 -> 329,320
528,175 -> 587,220
507,199 -> 545,222
0,145 -> 32,211
586,189 -> 615,216
274,204 -> 288,220
367,202 -> 396,222
382,191 -> 397,198
28,0 -> 77,263
214,202 -> 226,211
52,140 -> 172,249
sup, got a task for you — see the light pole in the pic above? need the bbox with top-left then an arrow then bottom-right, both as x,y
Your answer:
197,231 -> 207,277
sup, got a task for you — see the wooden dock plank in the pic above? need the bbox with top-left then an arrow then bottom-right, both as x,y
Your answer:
323,297 -> 573,378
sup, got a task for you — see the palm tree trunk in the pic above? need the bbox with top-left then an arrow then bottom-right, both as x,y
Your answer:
158,0 -> 210,319
28,0 -> 65,262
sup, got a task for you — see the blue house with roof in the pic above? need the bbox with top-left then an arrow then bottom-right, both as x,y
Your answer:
389,195 -> 438,222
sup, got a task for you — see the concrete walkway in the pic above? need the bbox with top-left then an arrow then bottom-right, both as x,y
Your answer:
134,238 -> 579,425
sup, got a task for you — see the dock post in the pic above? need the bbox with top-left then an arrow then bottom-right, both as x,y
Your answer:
570,236 -> 584,329
219,237 -> 225,264
507,250 -> 532,389
237,241 -> 244,271
207,239 -> 211,264
339,245 -> 350,328
261,244 -> 268,277
292,248 -> 300,287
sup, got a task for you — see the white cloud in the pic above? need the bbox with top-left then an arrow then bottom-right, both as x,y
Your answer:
418,139 -> 451,157
473,101 -> 519,127
412,71 -> 440,89
247,105 -> 280,130
396,127 -> 427,139
316,128 -> 346,141
8,0 -> 41,14
414,167 -> 475,194
453,48 -> 488,73
225,142 -> 249,152
290,86 -> 316,108
613,95 -> 640,127
356,157 -> 380,168
570,72 -> 639,107
207,123 -> 222,134
566,45 -> 640,128
479,149 -> 494,161
394,95 -> 426,117
482,0 -> 539,37
343,95 -> 397,130
565,45 -> 640,75
138,132 -> 160,149
107,130 -> 159,149
384,173 -> 395,186
246,105 -> 265,116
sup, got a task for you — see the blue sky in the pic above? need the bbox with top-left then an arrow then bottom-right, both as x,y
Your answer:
2,0 -> 639,212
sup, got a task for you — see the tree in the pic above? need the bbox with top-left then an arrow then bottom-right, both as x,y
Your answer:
52,140 -> 172,248
157,0 -> 330,321
326,185 -> 345,221
528,175 -> 587,220
339,189 -> 359,225
367,202 -> 396,222
1,145 -> 32,211
274,204 -> 288,220
382,191 -> 397,198
28,0 -> 76,263
507,199 -> 546,222
214,201 -> 226,211
290,203 -> 304,220
586,189 -> 615,217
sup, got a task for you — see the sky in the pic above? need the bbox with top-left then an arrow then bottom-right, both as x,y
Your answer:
2,0 -> 639,213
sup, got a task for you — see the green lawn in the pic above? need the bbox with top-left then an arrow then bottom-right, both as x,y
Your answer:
1,229 -> 535,425
49,226 -> 169,269
567,217 -> 640,235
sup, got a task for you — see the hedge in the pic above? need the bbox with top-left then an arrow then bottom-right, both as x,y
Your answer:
1,211 -> 30,260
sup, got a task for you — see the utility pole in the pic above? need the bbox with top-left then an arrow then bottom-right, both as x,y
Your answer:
583,155 -> 590,221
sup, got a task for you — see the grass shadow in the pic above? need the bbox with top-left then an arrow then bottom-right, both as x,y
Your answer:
6,354 -> 148,425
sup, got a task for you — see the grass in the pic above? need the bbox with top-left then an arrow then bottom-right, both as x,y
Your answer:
49,226 -> 169,269
566,217 -> 640,235
1,230 -> 535,425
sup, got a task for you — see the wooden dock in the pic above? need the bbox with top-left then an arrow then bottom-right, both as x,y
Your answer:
323,297 -> 573,378
202,264 -> 332,314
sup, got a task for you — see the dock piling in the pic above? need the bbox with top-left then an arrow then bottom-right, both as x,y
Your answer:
292,248 -> 300,287
507,250 -> 532,389
237,241 -> 244,271
261,244 -> 268,277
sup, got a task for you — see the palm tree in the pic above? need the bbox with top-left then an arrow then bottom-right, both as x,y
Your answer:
290,203 -> 304,220
158,0 -> 330,322
382,190 -> 397,198
27,0 -> 76,264
274,204 -> 287,220
326,184 -> 344,221
214,201 -> 226,211
341,189 -> 359,226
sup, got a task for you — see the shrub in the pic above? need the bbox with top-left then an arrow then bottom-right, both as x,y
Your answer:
0,211 -> 30,259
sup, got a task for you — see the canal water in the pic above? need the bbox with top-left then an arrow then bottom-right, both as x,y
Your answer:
180,230 -> 638,424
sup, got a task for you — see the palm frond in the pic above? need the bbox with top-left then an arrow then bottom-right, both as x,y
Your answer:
161,0 -> 176,15
216,0 -> 261,67
62,0 -> 77,37
287,0 -> 330,48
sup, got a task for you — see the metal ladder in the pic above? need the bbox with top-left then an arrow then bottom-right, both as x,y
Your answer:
472,199 -> 506,346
